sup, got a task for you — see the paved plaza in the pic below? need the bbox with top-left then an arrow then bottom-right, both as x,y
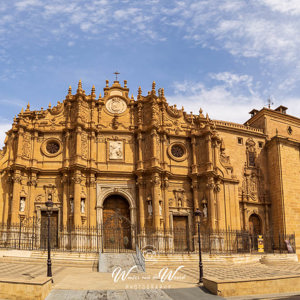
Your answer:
1,259 -> 300,299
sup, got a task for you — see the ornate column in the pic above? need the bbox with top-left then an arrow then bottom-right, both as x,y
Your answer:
151,173 -> 161,230
191,135 -> 197,173
151,128 -> 158,167
161,133 -> 168,170
137,177 -> 145,231
32,131 -> 39,167
62,174 -> 69,228
215,180 -> 225,230
90,132 -> 96,169
207,178 -> 216,230
205,135 -> 213,171
11,170 -> 22,224
163,177 -> 170,231
73,170 -> 82,227
7,133 -> 15,166
137,132 -> 143,170
28,173 -> 37,218
75,126 -> 82,164
89,173 -> 97,227
63,131 -> 70,168
15,128 -> 24,164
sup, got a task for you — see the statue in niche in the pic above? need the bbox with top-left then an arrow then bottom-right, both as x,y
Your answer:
159,202 -> 163,216
203,204 -> 208,218
19,197 -> 25,212
178,198 -> 182,207
70,199 -> 74,214
81,199 -> 85,214
147,201 -> 153,216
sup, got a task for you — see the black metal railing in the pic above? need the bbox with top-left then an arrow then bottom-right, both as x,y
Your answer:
0,223 -> 296,254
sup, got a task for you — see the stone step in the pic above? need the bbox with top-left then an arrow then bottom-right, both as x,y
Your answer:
98,253 -> 144,273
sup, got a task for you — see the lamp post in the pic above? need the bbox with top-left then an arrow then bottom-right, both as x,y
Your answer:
45,196 -> 53,277
194,209 -> 203,283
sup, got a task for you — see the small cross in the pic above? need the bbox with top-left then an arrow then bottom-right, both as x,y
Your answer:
267,97 -> 274,109
114,71 -> 120,81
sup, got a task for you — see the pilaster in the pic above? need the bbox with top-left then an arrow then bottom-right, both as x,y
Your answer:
151,173 -> 161,230
73,170 -> 82,226
207,177 -> 216,230
11,170 -> 22,224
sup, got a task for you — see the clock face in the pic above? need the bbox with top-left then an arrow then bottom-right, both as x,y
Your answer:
106,97 -> 127,114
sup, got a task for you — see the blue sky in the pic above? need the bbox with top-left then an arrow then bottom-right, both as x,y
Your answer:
1,0 -> 300,146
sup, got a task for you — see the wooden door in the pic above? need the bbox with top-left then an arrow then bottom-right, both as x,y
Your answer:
103,195 -> 131,251
40,211 -> 58,249
173,216 -> 189,252
249,214 -> 261,250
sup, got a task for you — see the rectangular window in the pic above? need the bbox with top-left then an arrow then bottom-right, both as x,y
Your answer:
237,137 -> 243,145
258,142 -> 263,148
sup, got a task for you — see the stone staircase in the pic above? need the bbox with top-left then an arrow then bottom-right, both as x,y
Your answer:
145,253 -> 299,269
0,249 -> 99,269
98,253 -> 145,273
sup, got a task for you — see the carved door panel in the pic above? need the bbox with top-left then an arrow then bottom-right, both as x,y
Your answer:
103,195 -> 131,251
173,216 -> 189,252
40,211 -> 58,249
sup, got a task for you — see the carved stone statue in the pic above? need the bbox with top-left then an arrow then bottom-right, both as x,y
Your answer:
109,141 -> 123,160
159,201 -> 163,216
70,199 -> 74,214
19,197 -> 25,212
147,201 -> 153,216
81,199 -> 85,214
203,203 -> 208,218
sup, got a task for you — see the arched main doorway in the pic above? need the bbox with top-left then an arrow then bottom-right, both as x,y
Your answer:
249,214 -> 261,251
102,195 -> 132,251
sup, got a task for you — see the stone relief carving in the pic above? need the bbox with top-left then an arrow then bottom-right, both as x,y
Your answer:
81,132 -> 88,159
22,133 -> 31,159
109,140 -> 123,160
239,166 -> 264,202
106,97 -> 127,114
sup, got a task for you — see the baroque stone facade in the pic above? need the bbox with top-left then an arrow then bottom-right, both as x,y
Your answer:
0,79 -> 299,253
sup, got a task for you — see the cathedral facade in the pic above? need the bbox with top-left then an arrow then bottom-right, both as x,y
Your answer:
0,79 -> 299,253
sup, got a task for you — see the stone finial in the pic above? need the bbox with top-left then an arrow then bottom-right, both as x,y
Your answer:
138,86 -> 142,99
152,81 -> 156,94
131,94 -> 134,100
77,80 -> 83,93
98,93 -> 102,99
48,102 -> 51,109
91,85 -> 96,98
161,88 -> 164,97
68,86 -> 72,95
26,102 -> 30,112
206,113 -> 209,120
106,80 -> 109,88
21,108 -> 24,113
199,108 -> 204,118
124,80 -> 127,88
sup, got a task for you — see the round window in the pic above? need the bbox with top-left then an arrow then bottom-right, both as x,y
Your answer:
46,141 -> 60,154
171,144 -> 185,158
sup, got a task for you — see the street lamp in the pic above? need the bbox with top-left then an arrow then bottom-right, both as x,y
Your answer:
45,195 -> 53,277
194,208 -> 203,283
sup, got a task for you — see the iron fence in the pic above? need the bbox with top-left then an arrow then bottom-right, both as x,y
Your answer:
0,223 -> 296,254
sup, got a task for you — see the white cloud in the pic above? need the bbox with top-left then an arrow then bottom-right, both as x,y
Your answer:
169,73 -> 264,123
0,123 -> 11,148
260,0 -> 300,15
15,0 -> 41,10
